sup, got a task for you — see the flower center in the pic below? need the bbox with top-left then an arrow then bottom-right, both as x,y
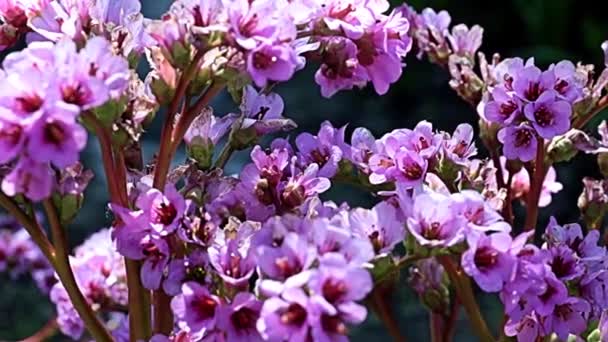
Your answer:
554,79 -> 569,94
474,246 -> 498,270
44,122 -> 66,146
369,230 -> 383,254
0,123 -> 22,146
62,84 -> 89,106
253,50 -> 278,70
533,106 -> 554,127
514,129 -> 532,147
524,82 -> 543,101
403,162 -> 423,180
16,95 -> 43,113
280,303 -> 307,326
193,295 -> 217,321
231,307 -> 258,331
499,101 -> 518,118
422,222 -> 443,240
154,202 -> 178,225
549,255 -> 575,279
321,314 -> 347,335
322,278 -> 348,303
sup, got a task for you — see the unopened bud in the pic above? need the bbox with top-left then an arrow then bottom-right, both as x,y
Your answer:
578,177 -> 608,229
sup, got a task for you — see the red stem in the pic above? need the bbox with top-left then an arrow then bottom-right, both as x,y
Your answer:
84,112 -> 151,341
22,318 -> 58,342
430,312 -> 444,342
524,138 -> 546,232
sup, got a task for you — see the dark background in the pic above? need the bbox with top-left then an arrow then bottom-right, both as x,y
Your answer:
2,0 -> 607,340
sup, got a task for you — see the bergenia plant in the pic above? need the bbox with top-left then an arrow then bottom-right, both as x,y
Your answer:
2,1 -> 608,342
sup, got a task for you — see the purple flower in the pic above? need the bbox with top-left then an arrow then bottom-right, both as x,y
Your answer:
308,253 -> 372,319
0,114 -> 25,164
256,232 -> 316,281
462,231 -> 516,292
513,66 -> 554,103
450,190 -> 511,233
163,250 -> 209,296
448,24 -> 483,59
523,90 -> 571,139
135,183 -> 186,236
349,201 -> 405,254
407,192 -> 466,247
217,292 -> 263,342
226,0 -> 285,50
315,37 -> 368,98
184,108 -> 233,147
498,124 -> 538,162
140,236 -> 170,290
528,271 -> 569,316
356,10 -> 411,95
280,161 -> 331,210
550,61 -> 585,103
295,121 -> 346,178
347,127 -> 378,172
1,157 -> 54,201
542,297 -> 590,341
80,37 -> 131,99
401,121 -> 443,158
484,86 -> 522,124
504,314 -> 542,342
544,245 -> 584,281
171,282 -> 220,338
0,0 -> 27,28
208,231 -> 255,288
90,0 -> 141,26
257,287 -> 314,342
247,43 -> 298,87
601,310 -> 608,340
238,85 -> 296,135
28,110 -> 87,168
443,123 -> 477,164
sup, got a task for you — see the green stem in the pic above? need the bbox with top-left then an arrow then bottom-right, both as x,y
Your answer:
438,256 -> 494,342
42,200 -> 113,342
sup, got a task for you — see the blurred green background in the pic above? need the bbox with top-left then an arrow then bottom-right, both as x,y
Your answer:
1,0 -> 607,340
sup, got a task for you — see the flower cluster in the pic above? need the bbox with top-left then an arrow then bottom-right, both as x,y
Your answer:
481,58 -> 586,161
50,229 -> 128,339
0,36 -> 129,201
496,219 -> 607,341
0,214 -> 55,293
146,0 -> 412,98
364,121 -> 476,187
3,1 -> 608,342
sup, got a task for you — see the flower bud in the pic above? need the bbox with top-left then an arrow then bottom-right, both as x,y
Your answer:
53,164 -> 94,224
547,133 -> 578,163
448,55 -> 483,105
577,177 -> 608,229
147,16 -> 191,70
281,184 -> 305,209
187,137 -> 214,170
409,259 -> 450,313
479,118 -> 500,151
231,126 -> 258,150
